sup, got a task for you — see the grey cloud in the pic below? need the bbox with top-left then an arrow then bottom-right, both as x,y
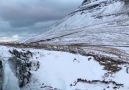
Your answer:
0,19 -> 58,41
0,0 -> 83,41
0,4 -> 63,27
0,0 -> 82,27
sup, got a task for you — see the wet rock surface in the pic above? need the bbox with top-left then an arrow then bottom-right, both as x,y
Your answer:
8,49 -> 40,88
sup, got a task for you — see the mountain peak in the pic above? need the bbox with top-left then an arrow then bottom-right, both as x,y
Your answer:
82,0 -> 97,5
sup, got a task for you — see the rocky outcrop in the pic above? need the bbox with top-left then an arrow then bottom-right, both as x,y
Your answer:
8,49 -> 40,88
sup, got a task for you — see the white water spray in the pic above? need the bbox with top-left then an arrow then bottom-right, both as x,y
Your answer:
2,58 -> 20,90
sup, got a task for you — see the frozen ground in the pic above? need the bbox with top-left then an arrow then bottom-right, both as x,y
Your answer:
0,45 -> 129,90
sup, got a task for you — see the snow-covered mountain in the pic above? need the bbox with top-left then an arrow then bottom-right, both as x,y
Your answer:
1,0 -> 129,90
24,0 -> 129,45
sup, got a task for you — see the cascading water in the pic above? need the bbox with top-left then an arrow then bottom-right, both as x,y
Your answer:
2,58 -> 20,90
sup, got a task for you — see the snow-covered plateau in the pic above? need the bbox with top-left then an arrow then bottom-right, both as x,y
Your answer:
0,45 -> 129,90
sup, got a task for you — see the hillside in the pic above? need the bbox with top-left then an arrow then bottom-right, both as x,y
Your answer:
24,0 -> 129,46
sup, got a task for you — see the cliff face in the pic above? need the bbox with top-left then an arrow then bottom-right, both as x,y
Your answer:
24,0 -> 129,45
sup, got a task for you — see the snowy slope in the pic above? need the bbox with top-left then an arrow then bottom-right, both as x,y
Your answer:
24,0 -> 129,45
0,45 -> 129,90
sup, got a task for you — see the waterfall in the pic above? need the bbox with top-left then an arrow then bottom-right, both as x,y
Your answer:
2,58 -> 20,90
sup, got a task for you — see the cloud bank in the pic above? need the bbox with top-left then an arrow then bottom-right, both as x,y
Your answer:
0,0 -> 83,41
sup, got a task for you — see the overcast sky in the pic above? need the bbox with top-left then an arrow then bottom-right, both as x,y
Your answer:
0,0 -> 83,42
